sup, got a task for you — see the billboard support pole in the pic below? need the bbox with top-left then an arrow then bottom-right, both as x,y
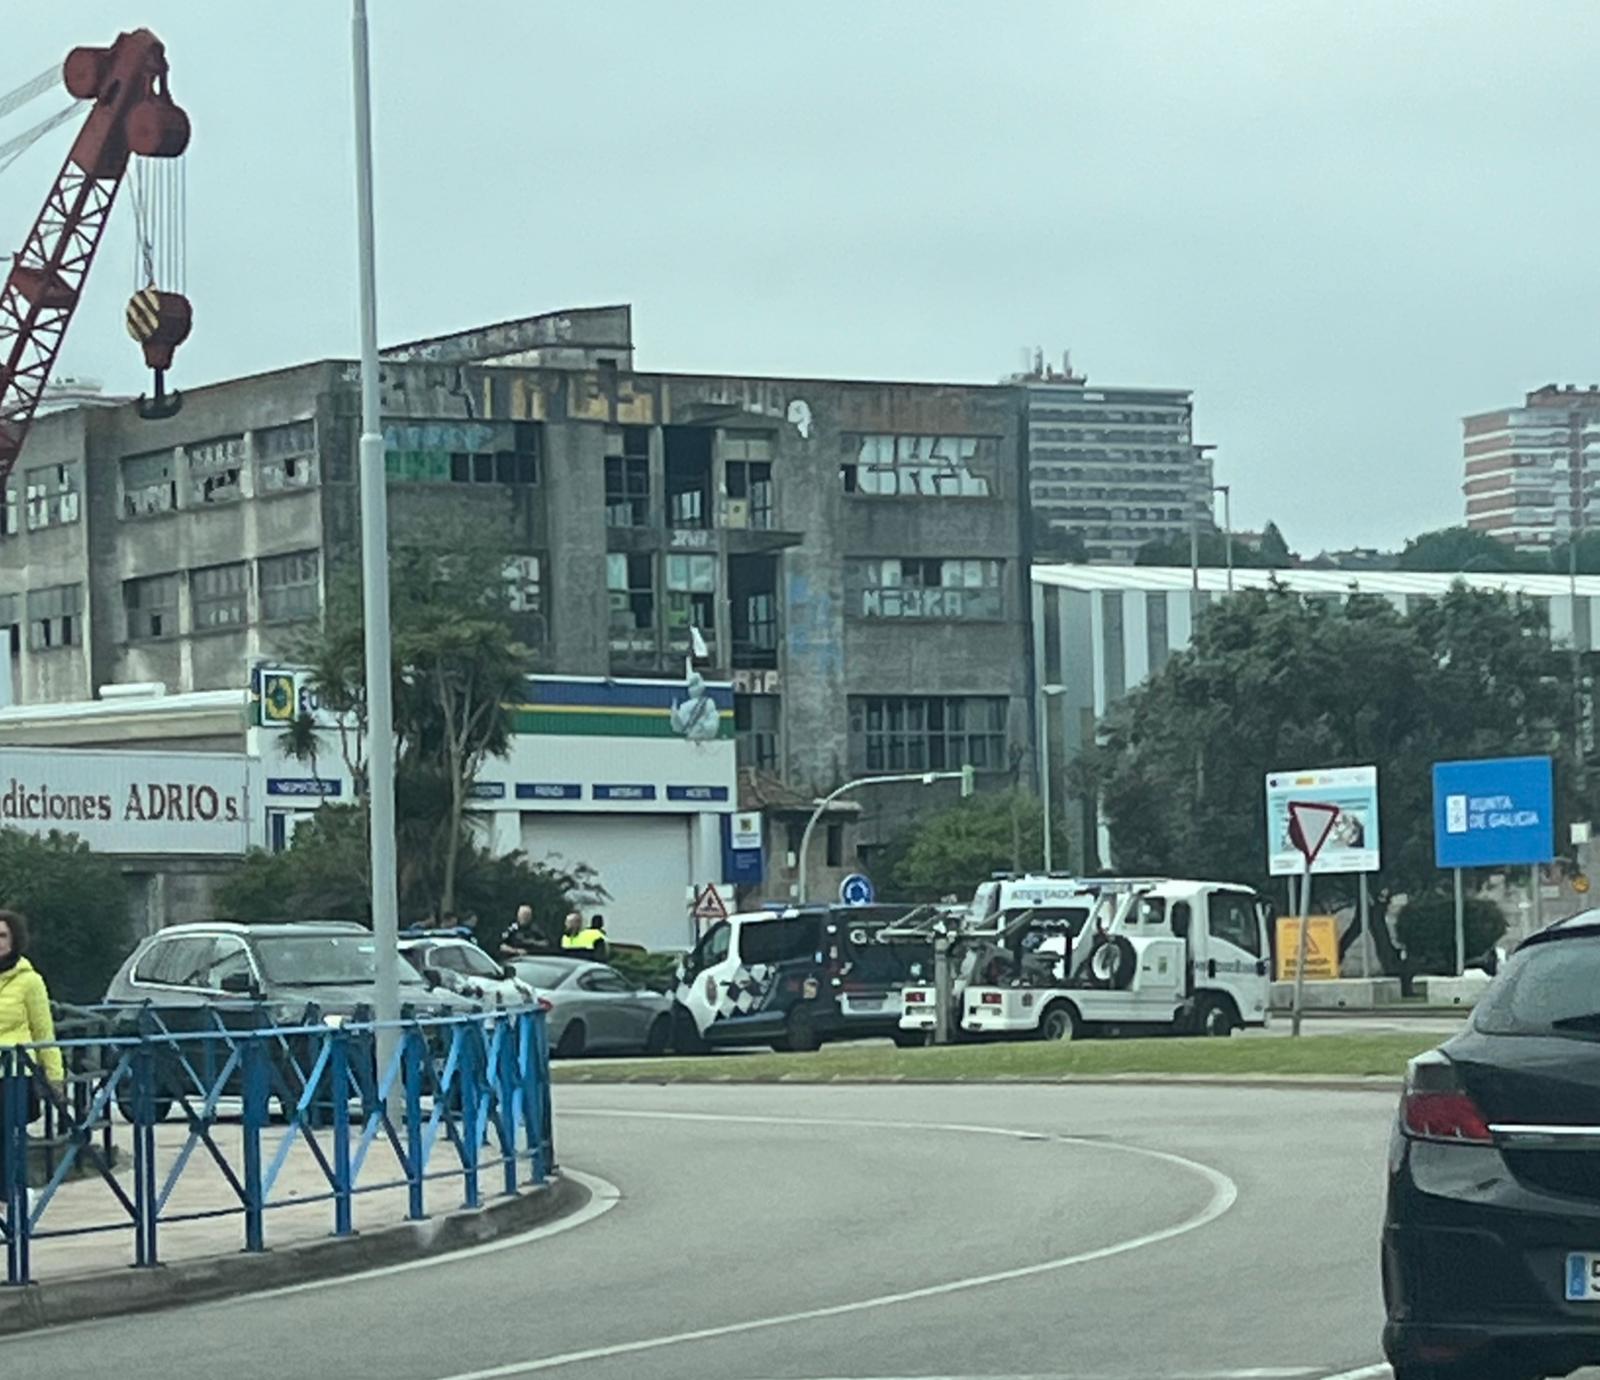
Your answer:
1290,863 -> 1312,1038
1453,867 -> 1465,976
1531,864 -> 1544,936
1358,873 -> 1370,980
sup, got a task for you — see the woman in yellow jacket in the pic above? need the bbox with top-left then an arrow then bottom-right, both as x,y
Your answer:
0,909 -> 63,1176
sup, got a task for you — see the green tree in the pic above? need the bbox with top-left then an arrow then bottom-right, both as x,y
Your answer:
1032,512 -> 1089,563
216,805 -> 602,940
1546,530 -> 1600,575
1397,525 -> 1539,573
1092,583 -> 1572,978
292,531 -> 530,915
1258,521 -> 1293,567
879,791 -> 1071,901
0,829 -> 131,1004
1134,520 -> 1294,569
1395,892 -> 1507,976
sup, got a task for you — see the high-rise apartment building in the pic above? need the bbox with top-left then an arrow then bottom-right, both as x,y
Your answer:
1014,351 -> 1214,564
1464,383 -> 1600,550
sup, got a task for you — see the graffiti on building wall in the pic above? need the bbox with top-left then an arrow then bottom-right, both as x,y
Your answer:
785,571 -> 841,678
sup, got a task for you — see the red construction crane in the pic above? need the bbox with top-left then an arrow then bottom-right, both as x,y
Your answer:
0,28 -> 191,487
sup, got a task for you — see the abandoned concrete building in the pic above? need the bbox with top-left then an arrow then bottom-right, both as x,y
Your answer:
0,306 -> 1036,908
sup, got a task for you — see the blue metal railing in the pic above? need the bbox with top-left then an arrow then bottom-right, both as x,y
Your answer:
0,1004 -> 553,1285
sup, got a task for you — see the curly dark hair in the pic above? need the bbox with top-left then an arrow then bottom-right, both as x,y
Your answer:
0,908 -> 29,956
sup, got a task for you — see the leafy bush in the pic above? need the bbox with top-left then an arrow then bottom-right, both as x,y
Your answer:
0,829 -> 131,1004
1395,891 -> 1507,975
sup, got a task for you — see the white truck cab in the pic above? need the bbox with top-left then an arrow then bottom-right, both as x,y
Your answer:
959,878 -> 1271,1041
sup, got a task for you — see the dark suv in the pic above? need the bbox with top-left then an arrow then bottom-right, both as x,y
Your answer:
1384,911 -> 1600,1380
104,920 -> 479,1023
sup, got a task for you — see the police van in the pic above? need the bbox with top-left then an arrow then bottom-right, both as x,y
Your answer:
957,878 -> 1272,1040
671,906 -> 934,1053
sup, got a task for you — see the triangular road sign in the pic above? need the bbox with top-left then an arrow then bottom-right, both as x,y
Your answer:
1287,800 -> 1341,867
693,884 -> 728,923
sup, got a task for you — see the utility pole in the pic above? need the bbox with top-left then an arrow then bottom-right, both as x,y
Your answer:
351,0 -> 401,1073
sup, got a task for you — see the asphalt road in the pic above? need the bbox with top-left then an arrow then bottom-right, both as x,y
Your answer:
0,1081 -> 1528,1380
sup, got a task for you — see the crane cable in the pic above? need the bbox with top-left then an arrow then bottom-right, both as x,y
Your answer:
0,65 -> 59,124
0,101 -> 84,178
128,155 -> 186,295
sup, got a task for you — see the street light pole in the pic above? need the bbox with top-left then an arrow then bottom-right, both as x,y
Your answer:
796,768 -> 973,903
351,0 -> 401,1067
1038,684 -> 1066,873
1214,483 -> 1233,593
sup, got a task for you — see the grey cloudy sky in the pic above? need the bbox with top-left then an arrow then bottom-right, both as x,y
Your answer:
6,2 -> 1599,551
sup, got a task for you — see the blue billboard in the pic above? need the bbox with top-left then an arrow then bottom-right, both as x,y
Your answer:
1432,755 -> 1555,869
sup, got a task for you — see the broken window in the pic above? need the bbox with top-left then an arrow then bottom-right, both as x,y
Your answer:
725,460 -> 773,529
839,434 -> 996,498
504,554 -> 548,645
259,551 -> 320,623
186,436 -> 245,505
122,450 -> 178,517
846,558 -> 1004,620
666,553 -> 716,646
257,420 -> 318,493
665,426 -> 712,529
848,695 -> 1008,773
192,563 -> 249,629
450,451 -> 538,484
125,573 -> 181,641
734,694 -> 780,772
730,554 -> 779,667
607,552 -> 656,655
26,584 -> 81,651
0,483 -> 16,537
24,464 -> 80,530
605,427 -> 650,527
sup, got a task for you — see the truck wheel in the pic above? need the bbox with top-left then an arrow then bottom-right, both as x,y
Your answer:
784,1004 -> 821,1054
644,1015 -> 672,1056
1040,1002 -> 1079,1042
891,1030 -> 926,1049
1198,996 -> 1239,1037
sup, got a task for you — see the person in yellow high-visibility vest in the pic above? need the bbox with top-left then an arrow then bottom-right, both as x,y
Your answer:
560,911 -> 607,957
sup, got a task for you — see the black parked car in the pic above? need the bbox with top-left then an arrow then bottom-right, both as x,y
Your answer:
1384,910 -> 1600,1380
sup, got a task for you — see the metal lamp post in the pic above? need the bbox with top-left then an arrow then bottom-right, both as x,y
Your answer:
1039,684 -> 1066,872
351,0 -> 401,1068
1213,483 -> 1233,593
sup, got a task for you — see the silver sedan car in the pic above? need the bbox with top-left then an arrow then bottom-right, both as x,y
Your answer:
511,956 -> 673,1058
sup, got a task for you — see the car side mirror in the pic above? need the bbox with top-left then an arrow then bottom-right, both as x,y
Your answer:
219,972 -> 256,996
423,967 -> 444,989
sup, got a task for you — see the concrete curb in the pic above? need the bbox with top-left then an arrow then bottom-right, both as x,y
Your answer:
555,1072 -> 1402,1092
0,1171 -> 585,1338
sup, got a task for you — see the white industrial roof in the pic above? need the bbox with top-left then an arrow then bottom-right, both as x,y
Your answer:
1030,564 -> 1600,598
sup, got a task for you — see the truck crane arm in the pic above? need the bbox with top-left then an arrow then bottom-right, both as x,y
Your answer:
0,29 -> 190,487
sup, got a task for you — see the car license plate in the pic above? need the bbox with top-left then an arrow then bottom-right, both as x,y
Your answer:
851,997 -> 883,1012
1566,1253 -> 1600,1301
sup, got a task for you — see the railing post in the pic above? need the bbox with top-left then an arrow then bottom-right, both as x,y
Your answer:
518,1012 -> 541,1182
131,1037 -> 159,1268
241,1034 -> 268,1253
404,1024 -> 424,1221
535,1009 -> 554,1176
497,1014 -> 518,1197
329,1028 -> 353,1237
459,1020 -> 481,1210
3,1049 -> 30,1285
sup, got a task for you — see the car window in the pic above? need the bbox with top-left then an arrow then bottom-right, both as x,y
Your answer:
442,943 -> 503,979
1136,898 -> 1166,927
516,959 -> 579,987
253,934 -> 427,987
429,946 -> 467,974
738,917 -> 818,965
135,936 -> 216,987
698,923 -> 731,968
202,939 -> 254,991
1475,939 -> 1600,1035
1207,893 -> 1261,956
577,967 -> 632,994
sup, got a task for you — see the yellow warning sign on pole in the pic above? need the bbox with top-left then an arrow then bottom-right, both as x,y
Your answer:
1276,915 -> 1341,981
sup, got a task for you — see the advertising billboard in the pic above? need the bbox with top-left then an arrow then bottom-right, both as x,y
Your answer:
0,747 -> 249,855
1264,766 -> 1380,876
1432,755 -> 1555,869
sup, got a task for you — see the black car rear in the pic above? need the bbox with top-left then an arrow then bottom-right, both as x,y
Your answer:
1384,914 -> 1600,1380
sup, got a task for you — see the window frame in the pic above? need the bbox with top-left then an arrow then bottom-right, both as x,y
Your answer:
125,572 -> 182,642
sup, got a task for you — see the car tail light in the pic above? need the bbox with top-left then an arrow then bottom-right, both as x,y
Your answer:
981,992 -> 1002,1006
537,997 -> 553,1014
906,990 -> 926,1004
1400,1052 -> 1493,1145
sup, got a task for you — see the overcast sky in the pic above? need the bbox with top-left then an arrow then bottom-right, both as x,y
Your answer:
6,2 -> 1599,551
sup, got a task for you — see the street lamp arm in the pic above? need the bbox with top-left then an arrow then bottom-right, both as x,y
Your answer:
795,769 -> 969,903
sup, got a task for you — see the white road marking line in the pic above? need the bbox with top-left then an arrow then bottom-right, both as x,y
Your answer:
732,1371 -> 1323,1379
1316,1368 -> 1390,1380
429,1108 -> 1240,1379
0,1169 -> 623,1343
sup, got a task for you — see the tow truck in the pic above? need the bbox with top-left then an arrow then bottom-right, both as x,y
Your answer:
901,876 -> 1273,1042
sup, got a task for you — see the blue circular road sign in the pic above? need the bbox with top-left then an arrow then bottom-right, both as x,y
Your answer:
839,873 -> 875,906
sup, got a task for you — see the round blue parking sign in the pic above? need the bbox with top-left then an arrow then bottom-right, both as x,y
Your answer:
839,873 -> 875,906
